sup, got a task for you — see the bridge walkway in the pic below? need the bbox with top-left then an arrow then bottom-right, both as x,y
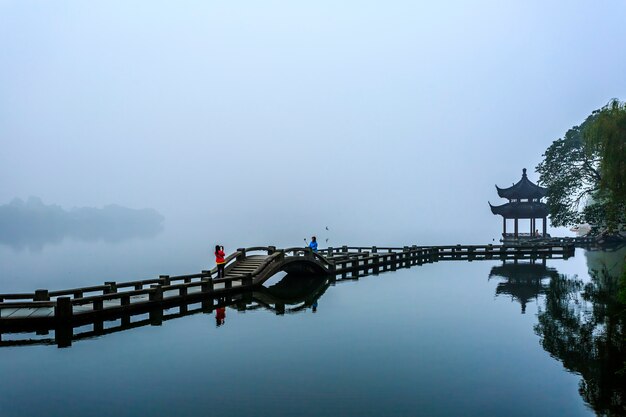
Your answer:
0,243 -> 575,332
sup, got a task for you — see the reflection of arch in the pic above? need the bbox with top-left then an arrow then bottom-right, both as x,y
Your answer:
250,273 -> 330,314
489,260 -> 559,314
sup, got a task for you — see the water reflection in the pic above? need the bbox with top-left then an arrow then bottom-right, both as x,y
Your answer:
534,245 -> 626,416
489,259 -> 558,314
0,197 -> 164,251
215,306 -> 226,327
0,273 -> 331,348
487,250 -> 626,413
253,273 -> 330,315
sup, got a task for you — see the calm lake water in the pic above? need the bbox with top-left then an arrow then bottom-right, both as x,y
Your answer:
1,226 -> 624,417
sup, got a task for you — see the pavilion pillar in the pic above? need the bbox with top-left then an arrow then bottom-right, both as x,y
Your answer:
531,218 -> 535,235
514,218 -> 518,239
503,217 -> 506,236
542,217 -> 547,237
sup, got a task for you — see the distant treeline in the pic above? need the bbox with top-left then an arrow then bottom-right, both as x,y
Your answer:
0,197 -> 164,250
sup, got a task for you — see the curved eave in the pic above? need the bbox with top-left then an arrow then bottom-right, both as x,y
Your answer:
489,202 -> 549,218
495,178 -> 547,200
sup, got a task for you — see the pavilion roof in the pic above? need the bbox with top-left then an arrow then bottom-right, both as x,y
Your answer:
496,168 -> 547,200
489,201 -> 548,219
489,262 -> 556,314
489,262 -> 559,281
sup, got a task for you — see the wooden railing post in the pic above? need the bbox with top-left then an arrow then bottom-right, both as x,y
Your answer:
267,246 -> 276,255
55,298 -> 73,348
403,246 -> 410,268
159,275 -> 171,286
202,270 -> 212,279
34,289 -> 49,301
121,294 -> 131,307
237,248 -> 247,261
55,297 -> 73,321
149,285 -> 163,302
372,246 -> 377,253
327,247 -> 333,258
104,281 -> 117,294
373,254 -> 380,275
201,278 -> 214,293
327,260 -> 336,274
150,308 -> 163,326
341,245 -> 348,254
390,253 -> 397,271
242,273 -> 253,286
410,248 -> 416,265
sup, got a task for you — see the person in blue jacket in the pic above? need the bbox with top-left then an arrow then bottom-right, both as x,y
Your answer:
309,236 -> 318,253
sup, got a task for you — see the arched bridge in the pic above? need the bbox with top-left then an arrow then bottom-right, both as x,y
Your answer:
220,246 -> 333,286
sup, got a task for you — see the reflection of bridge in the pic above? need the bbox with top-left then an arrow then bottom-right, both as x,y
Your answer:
0,273 -> 332,348
0,244 -> 575,347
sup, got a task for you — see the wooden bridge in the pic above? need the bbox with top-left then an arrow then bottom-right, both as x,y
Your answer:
0,243 -> 575,347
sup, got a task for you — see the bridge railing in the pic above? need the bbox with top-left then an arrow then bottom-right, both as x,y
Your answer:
283,247 -> 334,265
0,243 -> 577,326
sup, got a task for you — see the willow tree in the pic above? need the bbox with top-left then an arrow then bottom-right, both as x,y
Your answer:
584,99 -> 626,230
537,100 -> 626,232
536,112 -> 602,227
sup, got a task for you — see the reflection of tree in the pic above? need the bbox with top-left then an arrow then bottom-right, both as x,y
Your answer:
489,260 -> 557,314
534,265 -> 626,416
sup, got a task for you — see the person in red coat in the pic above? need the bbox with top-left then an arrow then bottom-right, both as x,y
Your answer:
215,245 -> 226,278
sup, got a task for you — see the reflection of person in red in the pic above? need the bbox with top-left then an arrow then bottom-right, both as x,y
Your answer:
215,307 -> 226,327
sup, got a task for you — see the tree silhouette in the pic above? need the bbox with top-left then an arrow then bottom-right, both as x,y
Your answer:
534,266 -> 626,416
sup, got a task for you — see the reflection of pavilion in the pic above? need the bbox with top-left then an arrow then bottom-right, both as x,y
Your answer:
489,259 -> 559,314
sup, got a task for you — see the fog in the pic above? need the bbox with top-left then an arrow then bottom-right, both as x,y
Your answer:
2,1 -> 626,250
0,197 -> 163,251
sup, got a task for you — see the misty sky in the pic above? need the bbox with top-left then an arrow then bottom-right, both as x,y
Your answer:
2,1 -> 625,246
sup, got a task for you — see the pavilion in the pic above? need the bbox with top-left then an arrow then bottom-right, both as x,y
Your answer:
489,168 -> 549,240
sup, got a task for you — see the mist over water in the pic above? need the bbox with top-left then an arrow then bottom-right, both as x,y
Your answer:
3,249 -> 623,417
0,197 -> 163,251
1,1 -> 625,416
